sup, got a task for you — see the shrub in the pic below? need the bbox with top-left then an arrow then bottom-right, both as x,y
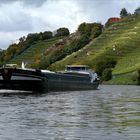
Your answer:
95,58 -> 117,77
136,69 -> 140,85
102,68 -> 112,81
55,27 -> 70,37
41,31 -> 53,40
91,23 -> 103,38
78,22 -> 103,37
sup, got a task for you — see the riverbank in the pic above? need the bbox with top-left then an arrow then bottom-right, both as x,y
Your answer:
103,71 -> 138,85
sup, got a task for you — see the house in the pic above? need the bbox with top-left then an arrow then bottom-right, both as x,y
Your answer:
108,17 -> 121,24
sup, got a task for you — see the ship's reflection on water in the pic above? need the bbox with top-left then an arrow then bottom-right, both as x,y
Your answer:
0,85 -> 139,140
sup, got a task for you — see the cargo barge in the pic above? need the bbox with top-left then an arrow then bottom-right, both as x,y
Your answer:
0,65 -> 99,92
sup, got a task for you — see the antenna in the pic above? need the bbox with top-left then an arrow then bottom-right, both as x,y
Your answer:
21,61 -> 25,69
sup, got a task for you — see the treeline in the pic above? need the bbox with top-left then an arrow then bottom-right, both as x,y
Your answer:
0,27 -> 70,65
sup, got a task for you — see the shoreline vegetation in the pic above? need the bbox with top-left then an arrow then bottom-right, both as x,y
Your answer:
1,8 -> 140,85
104,70 -> 140,85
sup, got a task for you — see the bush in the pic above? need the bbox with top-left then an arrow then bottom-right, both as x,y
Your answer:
55,27 -> 70,37
41,31 -> 53,40
91,23 -> 103,38
95,58 -> 117,76
102,68 -> 112,81
78,22 -> 103,37
136,69 -> 140,85
77,22 -> 86,34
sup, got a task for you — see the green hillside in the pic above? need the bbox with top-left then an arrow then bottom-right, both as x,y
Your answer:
2,14 -> 140,84
8,37 -> 61,66
49,15 -> 140,77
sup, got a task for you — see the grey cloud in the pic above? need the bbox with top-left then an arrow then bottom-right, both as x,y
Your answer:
0,0 -> 140,49
0,0 -> 47,7
0,40 -> 11,50
74,0 -> 138,23
0,0 -> 15,4
0,13 -> 32,32
21,0 -> 47,7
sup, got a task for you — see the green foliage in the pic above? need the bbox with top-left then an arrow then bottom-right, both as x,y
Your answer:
3,30 -> 54,65
37,56 -> 51,69
77,22 -> 87,34
8,37 -> 60,66
102,68 -> 112,81
26,31 -> 53,43
104,74 -> 137,85
38,34 -> 91,69
40,31 -> 53,40
71,34 -> 91,52
120,8 -> 128,18
3,43 -> 18,62
26,33 -> 40,44
95,58 -> 116,76
0,50 -> 5,65
136,69 -> 140,85
78,22 -> 103,38
91,23 -> 103,38
55,27 -> 70,37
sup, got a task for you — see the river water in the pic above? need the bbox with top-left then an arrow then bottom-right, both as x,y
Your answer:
0,85 -> 139,140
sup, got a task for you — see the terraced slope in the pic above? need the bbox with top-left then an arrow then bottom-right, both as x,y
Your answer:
49,15 -> 140,75
113,46 -> 140,75
9,38 -> 60,66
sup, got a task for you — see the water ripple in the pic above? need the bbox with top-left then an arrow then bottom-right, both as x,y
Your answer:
0,85 -> 139,140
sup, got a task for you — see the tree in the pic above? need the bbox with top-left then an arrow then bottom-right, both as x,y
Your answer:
77,22 -> 87,34
91,23 -> 103,38
41,31 -> 53,40
78,22 -> 103,38
136,70 -> 140,85
102,68 -> 112,81
55,27 -> 70,37
95,58 -> 117,77
134,7 -> 140,15
26,33 -> 40,44
19,36 -> 26,43
120,8 -> 128,18
0,50 -> 5,64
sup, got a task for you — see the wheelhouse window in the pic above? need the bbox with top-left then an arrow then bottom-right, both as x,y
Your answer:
65,65 -> 89,71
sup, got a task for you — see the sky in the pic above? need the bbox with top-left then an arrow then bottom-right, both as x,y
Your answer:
0,0 -> 140,49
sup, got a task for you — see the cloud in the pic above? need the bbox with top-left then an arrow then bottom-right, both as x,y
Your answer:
74,0 -> 139,23
0,31 -> 29,49
0,0 -> 47,7
0,0 -> 89,49
0,0 -> 140,49
0,1 -> 32,32
26,0 -> 90,32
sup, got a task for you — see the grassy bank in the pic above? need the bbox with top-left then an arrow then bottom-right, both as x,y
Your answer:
104,71 -> 138,85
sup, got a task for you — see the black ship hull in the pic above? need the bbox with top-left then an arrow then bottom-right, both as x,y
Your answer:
45,72 -> 99,91
0,68 -> 99,92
